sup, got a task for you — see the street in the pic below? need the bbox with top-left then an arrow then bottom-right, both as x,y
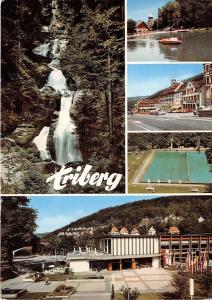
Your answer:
128,113 -> 212,131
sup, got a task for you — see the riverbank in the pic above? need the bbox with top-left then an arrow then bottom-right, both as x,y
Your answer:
127,27 -> 212,39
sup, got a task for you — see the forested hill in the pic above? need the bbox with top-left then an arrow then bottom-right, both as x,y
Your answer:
45,196 -> 212,238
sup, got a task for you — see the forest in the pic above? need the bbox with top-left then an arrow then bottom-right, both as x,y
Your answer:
157,0 -> 212,29
128,133 -> 212,165
1,0 -> 125,194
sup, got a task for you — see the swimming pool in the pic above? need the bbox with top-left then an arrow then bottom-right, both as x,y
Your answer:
143,151 -> 212,184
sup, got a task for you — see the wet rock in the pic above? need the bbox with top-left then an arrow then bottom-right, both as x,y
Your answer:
1,137 -> 17,147
10,124 -> 38,145
23,56 -> 51,88
43,161 -> 61,174
47,124 -> 56,161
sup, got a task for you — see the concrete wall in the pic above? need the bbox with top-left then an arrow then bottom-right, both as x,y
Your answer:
100,236 -> 160,256
152,257 -> 160,268
69,260 -> 90,273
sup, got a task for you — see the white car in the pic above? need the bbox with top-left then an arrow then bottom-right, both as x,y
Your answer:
158,111 -> 166,115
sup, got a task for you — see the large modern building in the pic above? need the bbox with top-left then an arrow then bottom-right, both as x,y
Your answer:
66,230 -> 212,273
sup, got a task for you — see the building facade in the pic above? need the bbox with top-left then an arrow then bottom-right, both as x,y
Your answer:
136,99 -> 160,113
204,63 -> 212,106
135,21 -> 149,35
135,65 -> 212,113
66,233 -> 212,273
182,80 -> 204,111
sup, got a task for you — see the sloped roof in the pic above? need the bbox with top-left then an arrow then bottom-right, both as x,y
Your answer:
169,226 -> 180,233
120,227 -> 129,234
111,226 -> 119,234
161,83 -> 181,96
176,82 -> 187,92
131,227 -> 139,234
136,21 -> 148,29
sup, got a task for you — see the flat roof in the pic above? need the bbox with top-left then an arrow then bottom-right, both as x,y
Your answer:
100,233 -> 212,239
66,253 -> 160,261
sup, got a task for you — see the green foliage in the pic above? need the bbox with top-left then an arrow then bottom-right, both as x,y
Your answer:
127,19 -> 136,34
43,236 -> 75,255
1,196 -> 37,264
201,272 -> 212,297
158,0 -> 212,29
120,286 -> 140,300
158,1 -> 181,28
59,0 -> 125,192
171,272 -> 190,299
23,169 -> 48,194
128,133 -> 212,165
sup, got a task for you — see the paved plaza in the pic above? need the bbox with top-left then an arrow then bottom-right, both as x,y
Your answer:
107,268 -> 173,294
2,268 -> 173,298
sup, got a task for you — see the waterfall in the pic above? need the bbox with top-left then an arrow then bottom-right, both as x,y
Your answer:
54,94 -> 82,165
33,43 -> 51,57
32,0 -> 82,165
46,69 -> 67,93
52,39 -> 60,58
33,126 -> 51,161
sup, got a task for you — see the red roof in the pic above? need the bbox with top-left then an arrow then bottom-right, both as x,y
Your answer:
111,226 -> 119,234
136,21 -> 148,29
120,227 -> 129,234
177,82 -> 187,92
161,83 -> 181,96
169,226 -> 180,234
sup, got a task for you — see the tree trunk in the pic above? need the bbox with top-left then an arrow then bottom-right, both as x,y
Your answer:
107,47 -> 113,138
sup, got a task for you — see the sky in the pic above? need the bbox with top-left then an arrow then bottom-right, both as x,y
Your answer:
29,195 -> 157,233
128,0 -> 169,21
128,64 -> 203,97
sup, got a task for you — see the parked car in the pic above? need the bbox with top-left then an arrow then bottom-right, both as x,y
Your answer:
149,111 -> 158,115
158,111 -> 166,115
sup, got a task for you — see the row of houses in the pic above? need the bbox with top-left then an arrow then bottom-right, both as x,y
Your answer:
110,225 -> 181,236
58,226 -> 94,237
135,64 -> 212,113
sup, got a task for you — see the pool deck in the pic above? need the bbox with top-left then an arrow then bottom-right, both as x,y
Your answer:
132,150 -> 155,184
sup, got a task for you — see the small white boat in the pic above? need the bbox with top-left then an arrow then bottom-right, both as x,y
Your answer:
159,37 -> 182,44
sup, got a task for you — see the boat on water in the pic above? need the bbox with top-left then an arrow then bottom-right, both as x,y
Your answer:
159,37 -> 182,44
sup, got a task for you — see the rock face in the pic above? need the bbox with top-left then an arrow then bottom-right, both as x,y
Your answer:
1,0 -> 55,137
10,124 -> 37,146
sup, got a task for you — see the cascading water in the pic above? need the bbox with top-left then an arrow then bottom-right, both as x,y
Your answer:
33,126 -> 51,161
46,68 -> 67,93
33,43 -> 50,57
54,94 -> 82,165
32,0 -> 82,165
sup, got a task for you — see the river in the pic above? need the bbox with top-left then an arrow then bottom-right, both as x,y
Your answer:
128,31 -> 212,62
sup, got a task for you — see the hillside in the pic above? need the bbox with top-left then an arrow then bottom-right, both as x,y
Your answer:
127,97 -> 147,111
133,73 -> 204,102
44,196 -> 212,240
